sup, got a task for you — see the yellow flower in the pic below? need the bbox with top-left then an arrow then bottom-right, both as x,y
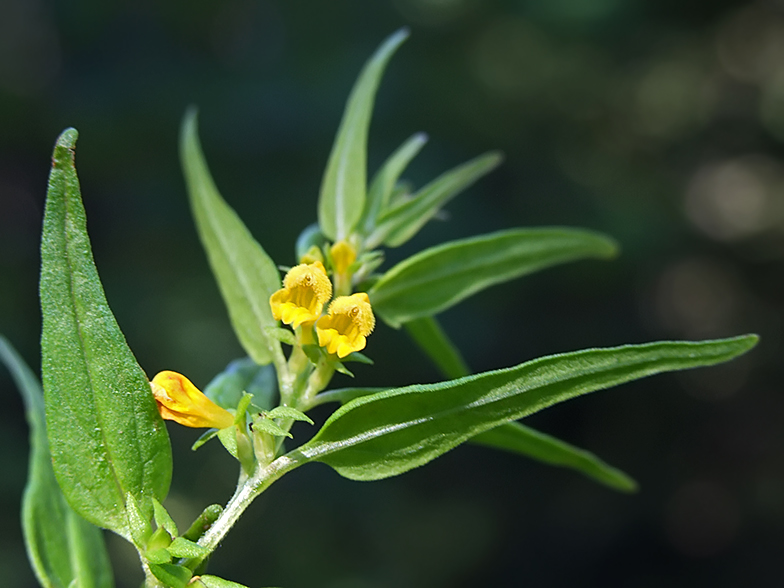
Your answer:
150,371 -> 234,429
269,261 -> 332,329
316,293 -> 375,358
330,240 -> 356,275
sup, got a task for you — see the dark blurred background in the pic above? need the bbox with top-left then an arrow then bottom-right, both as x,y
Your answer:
2,1 -> 783,586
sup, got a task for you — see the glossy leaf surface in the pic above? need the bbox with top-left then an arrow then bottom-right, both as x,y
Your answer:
318,28 -> 409,240
371,227 -> 618,326
40,128 -> 171,536
1,336 -> 113,588
181,111 -> 281,366
291,336 -> 757,480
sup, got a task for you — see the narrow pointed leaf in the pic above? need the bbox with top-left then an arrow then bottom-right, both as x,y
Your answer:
167,538 -> 210,559
306,375 -> 634,491
40,128 -> 171,537
369,151 -> 502,248
180,111 -> 281,366
370,227 -> 618,327
1,336 -> 114,588
195,576 -> 252,588
472,422 -> 637,492
152,499 -> 178,538
400,320 -> 632,491
266,406 -> 315,424
360,132 -> 428,234
404,316 -> 470,379
182,505 -> 223,542
149,564 -> 192,588
319,28 -> 409,240
290,336 -> 758,481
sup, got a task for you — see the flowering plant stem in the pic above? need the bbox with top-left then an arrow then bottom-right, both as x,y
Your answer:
6,29 -> 760,588
191,453 -> 305,569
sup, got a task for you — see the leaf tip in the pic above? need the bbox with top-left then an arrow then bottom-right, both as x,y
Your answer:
736,333 -> 760,352
55,128 -> 79,151
390,26 -> 411,46
598,234 -> 621,259
485,150 -> 505,168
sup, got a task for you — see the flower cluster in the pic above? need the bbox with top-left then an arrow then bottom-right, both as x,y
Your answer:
269,253 -> 375,359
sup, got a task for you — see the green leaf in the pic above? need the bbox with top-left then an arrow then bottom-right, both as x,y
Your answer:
218,426 -> 239,459
1,336 -> 114,588
289,336 -> 758,481
252,416 -> 293,438
167,537 -> 210,559
308,387 -> 386,409
266,406 -> 315,425
180,110 -> 282,366
145,548 -> 172,565
194,575 -> 252,588
360,132 -> 428,234
149,563 -> 192,588
204,357 -> 277,412
404,316 -> 470,379
182,504 -> 223,542
318,28 -> 409,240
265,327 -> 297,346
341,351 -> 374,365
152,498 -> 178,538
370,227 -> 618,327
125,493 -> 153,549
399,319 -> 632,490
40,128 -> 172,537
472,422 -> 637,492
368,151 -> 502,248
191,429 -> 220,451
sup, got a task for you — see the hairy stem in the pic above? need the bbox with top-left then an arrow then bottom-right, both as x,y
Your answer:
191,453 -> 305,567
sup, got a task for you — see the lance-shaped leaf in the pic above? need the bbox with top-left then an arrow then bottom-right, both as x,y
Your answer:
181,110 -> 281,366
370,227 -> 618,327
367,151 -> 502,248
471,422 -> 637,492
40,128 -> 171,537
359,132 -> 428,234
289,336 -> 757,481
402,318 -> 634,491
319,28 -> 409,240
1,336 -> 114,588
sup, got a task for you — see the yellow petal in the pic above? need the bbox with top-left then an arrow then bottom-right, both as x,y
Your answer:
316,293 -> 375,358
151,371 -> 234,429
270,261 -> 332,326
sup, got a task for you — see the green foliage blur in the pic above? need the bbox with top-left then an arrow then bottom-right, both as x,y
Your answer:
1,1 -> 782,587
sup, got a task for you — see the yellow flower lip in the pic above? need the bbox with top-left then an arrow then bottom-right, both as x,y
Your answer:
316,292 -> 375,358
150,371 -> 234,429
270,261 -> 332,329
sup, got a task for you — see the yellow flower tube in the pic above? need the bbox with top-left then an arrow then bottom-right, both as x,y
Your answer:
150,371 -> 234,429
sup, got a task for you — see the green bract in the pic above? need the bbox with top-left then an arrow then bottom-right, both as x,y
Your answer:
7,28 -> 759,588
